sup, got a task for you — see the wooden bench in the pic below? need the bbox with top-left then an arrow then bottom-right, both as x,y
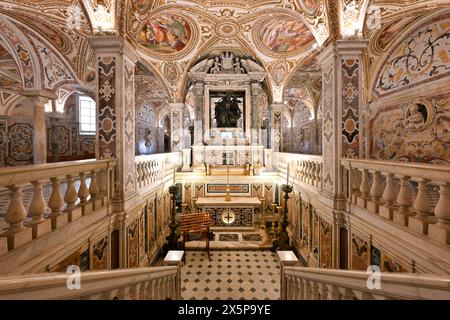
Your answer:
178,212 -> 214,261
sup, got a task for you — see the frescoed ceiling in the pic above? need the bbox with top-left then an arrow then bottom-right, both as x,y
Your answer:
0,0 -> 449,106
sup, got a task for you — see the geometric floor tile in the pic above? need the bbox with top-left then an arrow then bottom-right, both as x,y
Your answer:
181,250 -> 280,300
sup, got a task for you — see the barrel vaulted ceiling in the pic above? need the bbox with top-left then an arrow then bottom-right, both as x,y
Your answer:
0,0 -> 449,110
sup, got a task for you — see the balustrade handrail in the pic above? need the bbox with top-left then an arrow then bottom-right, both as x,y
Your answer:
135,152 -> 182,164
274,152 -> 324,163
0,266 -> 179,300
341,158 -> 450,182
0,159 -> 116,187
283,266 -> 450,300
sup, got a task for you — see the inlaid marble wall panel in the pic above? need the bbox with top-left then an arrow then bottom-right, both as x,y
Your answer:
351,233 -> 370,271
123,59 -> 136,195
264,184 -> 273,216
370,94 -> 450,164
91,235 -> 108,270
381,252 -> 408,273
319,218 -> 332,269
252,183 -> 263,217
321,59 -> 335,193
97,56 -> 117,159
341,59 -> 360,159
127,220 -> 138,268
195,183 -> 205,199
139,212 -> 146,266
312,209 -> 319,261
184,183 -> 192,212
301,201 -> 310,248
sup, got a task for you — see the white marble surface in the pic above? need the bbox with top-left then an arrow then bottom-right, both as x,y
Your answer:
164,250 -> 184,263
196,197 -> 261,207
277,251 -> 299,265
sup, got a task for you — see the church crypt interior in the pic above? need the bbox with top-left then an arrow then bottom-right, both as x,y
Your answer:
0,0 -> 449,302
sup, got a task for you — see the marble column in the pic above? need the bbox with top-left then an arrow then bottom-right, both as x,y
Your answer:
251,83 -> 264,145
22,90 -> 56,164
317,40 -> 368,198
169,103 -> 184,152
270,103 -> 283,152
192,82 -> 204,146
89,36 -> 138,210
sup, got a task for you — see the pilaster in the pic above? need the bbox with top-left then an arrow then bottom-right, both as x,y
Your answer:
192,82 -> 204,146
318,40 -> 368,198
169,103 -> 185,152
270,103 -> 283,152
89,36 -> 138,210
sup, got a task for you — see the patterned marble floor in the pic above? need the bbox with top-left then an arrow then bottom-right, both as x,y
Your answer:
181,250 -> 280,300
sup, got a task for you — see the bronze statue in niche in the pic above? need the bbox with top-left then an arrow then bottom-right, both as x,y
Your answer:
214,92 -> 242,128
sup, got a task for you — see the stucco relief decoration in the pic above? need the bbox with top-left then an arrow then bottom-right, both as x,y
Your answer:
83,0 -> 116,32
0,21 -> 34,89
295,0 -> 329,45
214,21 -> 240,39
32,38 -> 74,89
138,13 -> 193,55
370,95 -> 450,164
375,16 -> 450,97
137,104 -> 156,124
255,15 -> 315,57
98,56 -> 117,159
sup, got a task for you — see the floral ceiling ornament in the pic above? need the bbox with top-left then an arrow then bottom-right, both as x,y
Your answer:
67,5 -> 82,32
82,0 -> 116,33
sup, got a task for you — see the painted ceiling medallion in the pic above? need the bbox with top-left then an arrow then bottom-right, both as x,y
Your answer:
254,15 -> 315,57
138,12 -> 195,57
297,0 -> 321,16
214,21 -> 240,38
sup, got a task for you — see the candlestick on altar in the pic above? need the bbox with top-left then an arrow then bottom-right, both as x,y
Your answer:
286,163 -> 290,185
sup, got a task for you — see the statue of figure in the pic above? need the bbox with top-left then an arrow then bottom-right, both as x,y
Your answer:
233,57 -> 245,74
210,57 -> 222,74
214,92 -> 242,128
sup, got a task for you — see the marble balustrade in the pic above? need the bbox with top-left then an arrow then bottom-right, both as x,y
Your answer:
274,152 -> 323,190
341,159 -> 450,246
0,159 -> 116,254
0,265 -> 179,300
135,152 -> 182,190
281,265 -> 450,300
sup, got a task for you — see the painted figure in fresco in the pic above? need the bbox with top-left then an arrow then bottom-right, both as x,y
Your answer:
261,17 -> 314,53
140,14 -> 191,53
214,92 -> 242,128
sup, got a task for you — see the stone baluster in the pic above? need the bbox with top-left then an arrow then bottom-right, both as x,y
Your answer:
410,179 -> 434,235
297,278 -> 305,300
350,168 -> 361,203
327,285 -> 340,300
2,185 -> 32,250
98,169 -> 107,198
342,288 -> 354,300
64,175 -> 81,222
48,177 -> 67,230
319,282 -> 328,300
304,279 -> 311,300
89,170 -> 102,211
315,163 -> 322,188
28,181 -> 51,239
78,172 -> 90,215
357,169 -> 370,208
368,171 -> 383,214
311,281 -> 320,300
429,182 -> 450,245
380,173 -> 396,220
310,163 -> 316,185
394,176 -> 413,227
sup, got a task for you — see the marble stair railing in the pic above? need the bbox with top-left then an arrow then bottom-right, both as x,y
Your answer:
274,153 -> 323,190
135,152 -> 182,190
0,266 -> 179,300
341,159 -> 450,246
0,159 -> 116,255
281,266 -> 450,300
